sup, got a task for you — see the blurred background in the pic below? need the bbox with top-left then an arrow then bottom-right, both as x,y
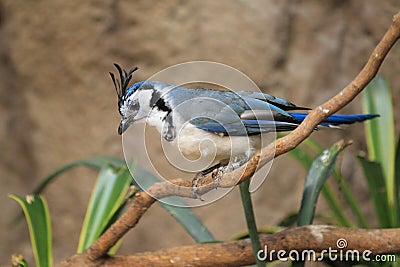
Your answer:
1,0 -> 399,265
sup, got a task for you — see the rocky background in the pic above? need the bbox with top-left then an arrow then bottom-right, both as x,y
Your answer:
1,0 -> 399,264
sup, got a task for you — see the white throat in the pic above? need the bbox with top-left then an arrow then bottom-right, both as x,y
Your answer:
145,108 -> 170,134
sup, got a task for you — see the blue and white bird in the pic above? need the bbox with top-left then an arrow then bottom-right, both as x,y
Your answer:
110,64 -> 378,180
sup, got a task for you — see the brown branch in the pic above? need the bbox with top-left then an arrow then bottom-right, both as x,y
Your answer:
258,10 -> 400,167
60,226 -> 400,266
59,10 -> 400,266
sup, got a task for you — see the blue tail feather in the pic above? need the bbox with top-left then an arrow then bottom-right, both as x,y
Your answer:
288,113 -> 379,125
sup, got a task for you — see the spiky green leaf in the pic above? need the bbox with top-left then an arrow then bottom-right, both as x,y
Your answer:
77,164 -> 132,252
9,194 -> 52,267
297,140 -> 348,226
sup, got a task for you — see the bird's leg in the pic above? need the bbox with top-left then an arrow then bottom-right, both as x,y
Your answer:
214,148 -> 256,183
192,162 -> 222,186
191,149 -> 256,199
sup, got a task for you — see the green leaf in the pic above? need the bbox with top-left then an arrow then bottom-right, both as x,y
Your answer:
9,194 -> 52,267
289,142 -> 356,227
77,164 -> 132,252
132,167 -> 215,243
32,156 -> 126,195
294,141 -> 348,267
239,179 -> 263,266
297,140 -> 348,226
358,156 -> 391,228
157,203 -> 216,243
395,136 -> 400,226
32,155 -> 215,243
362,77 -> 395,208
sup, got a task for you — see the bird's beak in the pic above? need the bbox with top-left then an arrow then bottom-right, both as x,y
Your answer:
118,114 -> 146,135
118,119 -> 129,135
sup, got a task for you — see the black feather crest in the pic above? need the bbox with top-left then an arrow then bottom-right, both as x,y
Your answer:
110,63 -> 139,113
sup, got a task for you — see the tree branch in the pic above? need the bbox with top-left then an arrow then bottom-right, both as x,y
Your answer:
60,226 -> 400,266
59,10 -> 400,266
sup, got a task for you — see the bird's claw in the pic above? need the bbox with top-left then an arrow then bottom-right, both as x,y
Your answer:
191,166 -> 228,200
212,166 -> 227,187
191,174 -> 205,201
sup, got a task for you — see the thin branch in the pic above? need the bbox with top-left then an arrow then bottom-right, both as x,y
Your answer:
59,10 -> 400,266
258,10 -> 400,166
60,226 -> 400,266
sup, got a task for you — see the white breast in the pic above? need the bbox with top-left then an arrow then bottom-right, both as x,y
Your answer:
145,108 -> 261,169
176,123 -> 260,167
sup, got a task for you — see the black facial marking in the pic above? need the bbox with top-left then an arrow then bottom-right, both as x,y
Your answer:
150,90 -> 172,113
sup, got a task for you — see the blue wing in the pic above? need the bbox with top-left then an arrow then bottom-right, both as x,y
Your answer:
186,89 -> 304,135
190,117 -> 299,136
189,91 -> 379,135
152,82 -> 378,136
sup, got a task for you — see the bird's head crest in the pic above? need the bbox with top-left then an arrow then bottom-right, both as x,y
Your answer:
109,63 -> 139,115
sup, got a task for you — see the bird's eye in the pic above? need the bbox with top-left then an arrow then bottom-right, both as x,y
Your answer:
128,100 -> 139,111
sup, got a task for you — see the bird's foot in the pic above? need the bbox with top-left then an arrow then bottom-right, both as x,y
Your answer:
212,165 -> 228,185
191,158 -> 250,200
191,172 -> 205,201
191,164 -> 228,200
